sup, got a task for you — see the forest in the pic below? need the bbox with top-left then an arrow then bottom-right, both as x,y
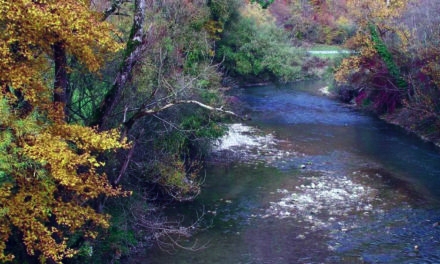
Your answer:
1,0 -> 440,263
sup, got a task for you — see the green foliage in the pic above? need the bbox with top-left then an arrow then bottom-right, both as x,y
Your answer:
217,16 -> 304,82
369,23 -> 407,91
72,198 -> 139,264
209,0 -> 240,23
184,48 -> 208,74
0,99 -> 42,185
69,69 -> 114,123
181,114 -> 226,139
251,0 -> 274,9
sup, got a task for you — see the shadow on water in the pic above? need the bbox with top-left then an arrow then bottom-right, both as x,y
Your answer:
128,80 -> 440,264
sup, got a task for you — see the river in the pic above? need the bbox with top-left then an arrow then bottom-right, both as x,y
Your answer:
129,80 -> 440,264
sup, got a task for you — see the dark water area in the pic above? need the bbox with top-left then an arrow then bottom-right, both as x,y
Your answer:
128,80 -> 440,264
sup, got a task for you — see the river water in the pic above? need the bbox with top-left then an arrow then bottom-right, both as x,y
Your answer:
130,80 -> 440,264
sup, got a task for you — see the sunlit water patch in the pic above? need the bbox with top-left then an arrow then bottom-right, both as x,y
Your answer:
211,123 -> 297,164
213,123 -> 274,151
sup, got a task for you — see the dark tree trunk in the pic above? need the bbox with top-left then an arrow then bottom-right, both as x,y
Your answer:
53,41 -> 69,117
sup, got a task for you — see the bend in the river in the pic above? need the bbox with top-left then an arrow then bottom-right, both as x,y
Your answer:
129,80 -> 440,264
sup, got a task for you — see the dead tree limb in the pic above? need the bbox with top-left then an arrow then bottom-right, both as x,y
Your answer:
114,128 -> 144,185
123,99 -> 244,135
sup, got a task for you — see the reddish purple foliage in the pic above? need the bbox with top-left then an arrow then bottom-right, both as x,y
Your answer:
355,90 -> 367,105
373,89 -> 400,113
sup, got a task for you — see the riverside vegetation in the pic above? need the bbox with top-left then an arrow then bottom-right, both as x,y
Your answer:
1,0 -> 440,263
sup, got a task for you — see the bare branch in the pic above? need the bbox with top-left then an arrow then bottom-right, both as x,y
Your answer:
102,0 -> 130,21
123,99 -> 244,134
115,128 -> 144,185
145,100 -> 240,118
132,205 -> 210,253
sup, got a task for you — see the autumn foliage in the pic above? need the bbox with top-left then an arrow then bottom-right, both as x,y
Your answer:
333,0 -> 410,112
2,0 -> 439,262
0,0 -> 128,262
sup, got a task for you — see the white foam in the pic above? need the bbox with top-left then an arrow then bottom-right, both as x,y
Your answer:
213,124 -> 275,151
211,123 -> 296,164
265,171 -> 377,230
319,86 -> 331,96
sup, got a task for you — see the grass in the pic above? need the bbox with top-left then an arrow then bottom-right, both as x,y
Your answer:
308,44 -> 352,59
309,44 -> 343,51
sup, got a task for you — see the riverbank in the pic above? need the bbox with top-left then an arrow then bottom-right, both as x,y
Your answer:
324,85 -> 440,149
381,108 -> 440,148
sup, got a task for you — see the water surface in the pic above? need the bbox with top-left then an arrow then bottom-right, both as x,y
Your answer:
129,80 -> 440,264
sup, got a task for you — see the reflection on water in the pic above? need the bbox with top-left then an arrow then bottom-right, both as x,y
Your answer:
129,80 -> 440,264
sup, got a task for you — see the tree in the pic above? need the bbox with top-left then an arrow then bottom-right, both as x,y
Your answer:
251,0 -> 275,9
217,1 -> 304,82
334,0 -> 409,112
0,0 -> 128,262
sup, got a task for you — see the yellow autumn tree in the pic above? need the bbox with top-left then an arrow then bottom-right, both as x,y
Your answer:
0,0 -> 128,262
335,0 -> 409,84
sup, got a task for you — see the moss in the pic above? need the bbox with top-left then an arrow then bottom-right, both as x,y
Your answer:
369,23 -> 407,91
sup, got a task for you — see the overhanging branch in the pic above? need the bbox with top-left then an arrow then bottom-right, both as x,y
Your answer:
141,100 -> 241,118
123,100 -> 244,134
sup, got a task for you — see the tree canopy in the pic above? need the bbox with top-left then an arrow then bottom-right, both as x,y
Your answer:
0,0 -> 127,262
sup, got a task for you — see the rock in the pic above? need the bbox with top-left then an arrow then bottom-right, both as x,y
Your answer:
319,86 -> 331,95
311,183 -> 316,189
296,234 -> 306,239
433,222 -> 440,228
300,164 -> 306,169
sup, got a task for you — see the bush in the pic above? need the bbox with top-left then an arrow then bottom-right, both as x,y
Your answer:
216,5 -> 305,82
